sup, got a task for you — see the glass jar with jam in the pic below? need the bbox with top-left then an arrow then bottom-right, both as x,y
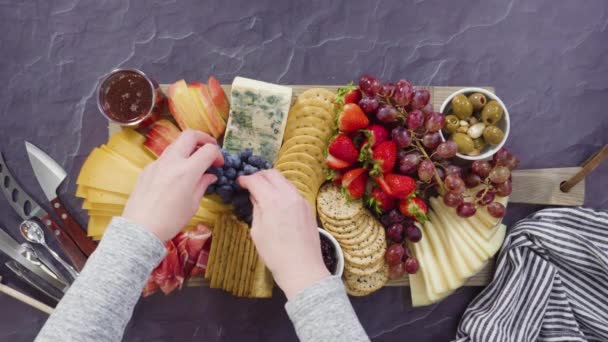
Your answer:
97,68 -> 165,127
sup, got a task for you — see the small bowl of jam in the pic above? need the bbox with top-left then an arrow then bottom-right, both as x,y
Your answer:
318,228 -> 344,277
97,68 -> 165,127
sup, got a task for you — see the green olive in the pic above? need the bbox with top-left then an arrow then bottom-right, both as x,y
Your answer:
451,132 -> 475,154
451,94 -> 473,119
473,137 -> 486,151
468,93 -> 487,111
443,114 -> 460,134
483,125 -> 505,145
481,100 -> 503,125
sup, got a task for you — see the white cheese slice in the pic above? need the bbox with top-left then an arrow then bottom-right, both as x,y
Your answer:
422,220 -> 462,291
464,214 -> 497,241
222,77 -> 292,163
414,224 -> 451,301
429,198 -> 486,272
434,199 -> 494,259
427,210 -> 474,280
487,223 -> 507,256
409,269 -> 433,307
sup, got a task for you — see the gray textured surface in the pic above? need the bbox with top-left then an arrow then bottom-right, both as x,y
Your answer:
0,0 -> 607,341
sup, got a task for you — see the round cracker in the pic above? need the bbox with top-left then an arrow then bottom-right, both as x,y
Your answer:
287,104 -> 334,124
296,88 -> 336,105
275,153 -> 324,181
281,135 -> 327,152
344,264 -> 388,296
343,226 -> 386,258
320,218 -> 368,241
317,184 -> 364,220
281,170 -> 320,193
344,258 -> 384,276
318,210 -> 366,234
286,126 -> 332,143
284,118 -> 334,142
340,220 -> 379,248
278,144 -> 325,165
343,244 -> 385,268
275,161 -> 324,185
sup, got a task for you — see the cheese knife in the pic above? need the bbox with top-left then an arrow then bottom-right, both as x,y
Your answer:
25,142 -> 97,256
0,152 -> 88,270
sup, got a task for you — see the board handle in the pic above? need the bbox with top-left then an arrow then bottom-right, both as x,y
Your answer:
560,144 -> 608,193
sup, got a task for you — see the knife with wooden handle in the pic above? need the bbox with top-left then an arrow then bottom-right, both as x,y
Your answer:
0,152 -> 88,271
25,142 -> 97,256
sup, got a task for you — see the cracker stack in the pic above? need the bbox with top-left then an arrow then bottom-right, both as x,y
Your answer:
275,88 -> 336,212
205,214 -> 273,298
317,184 -> 388,296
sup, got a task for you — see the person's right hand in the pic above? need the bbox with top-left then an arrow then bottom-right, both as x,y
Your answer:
238,170 -> 330,299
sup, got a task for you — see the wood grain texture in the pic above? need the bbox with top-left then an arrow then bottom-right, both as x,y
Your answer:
107,84 -> 584,288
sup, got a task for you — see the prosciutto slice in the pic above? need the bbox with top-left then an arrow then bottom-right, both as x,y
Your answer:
142,224 -> 212,297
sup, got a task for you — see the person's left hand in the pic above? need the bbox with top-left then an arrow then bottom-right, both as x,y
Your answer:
122,130 -> 224,241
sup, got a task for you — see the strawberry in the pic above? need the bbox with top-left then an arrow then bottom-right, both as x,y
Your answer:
338,103 -> 369,133
369,141 -> 397,176
344,89 -> 362,104
367,188 -> 396,214
328,134 -> 359,164
342,168 -> 368,199
364,124 -> 389,148
374,174 -> 416,199
399,197 -> 428,223
326,154 -> 351,170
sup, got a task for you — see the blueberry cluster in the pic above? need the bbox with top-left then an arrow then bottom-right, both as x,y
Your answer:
206,149 -> 272,224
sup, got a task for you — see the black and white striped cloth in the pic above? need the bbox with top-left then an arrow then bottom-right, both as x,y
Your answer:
455,207 -> 608,342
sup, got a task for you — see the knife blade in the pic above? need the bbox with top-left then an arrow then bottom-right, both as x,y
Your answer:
0,227 -> 67,291
25,142 -> 97,257
0,152 -> 88,270
5,261 -> 62,302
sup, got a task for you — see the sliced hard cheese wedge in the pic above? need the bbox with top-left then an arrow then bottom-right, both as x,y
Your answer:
434,198 -> 496,259
87,215 -> 112,237
414,224 -> 450,301
409,269 -> 432,307
76,185 -> 87,198
106,129 -> 156,168
222,77 -> 293,163
82,200 -> 124,213
427,211 -> 474,280
430,200 -> 486,273
422,220 -> 462,291
464,214 -> 498,241
77,148 -> 141,195
85,187 -> 129,205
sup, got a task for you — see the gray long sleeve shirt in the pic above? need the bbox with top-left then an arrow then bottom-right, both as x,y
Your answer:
36,217 -> 369,342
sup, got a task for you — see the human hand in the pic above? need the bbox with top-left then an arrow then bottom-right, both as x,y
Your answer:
238,170 -> 330,299
122,130 -> 223,241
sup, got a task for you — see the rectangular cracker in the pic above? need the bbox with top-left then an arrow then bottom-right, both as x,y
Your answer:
239,232 -> 254,297
226,218 -> 244,293
204,217 -> 223,280
250,257 -> 273,298
212,215 -> 233,288
230,222 -> 248,295
243,243 -> 258,297
222,216 -> 239,290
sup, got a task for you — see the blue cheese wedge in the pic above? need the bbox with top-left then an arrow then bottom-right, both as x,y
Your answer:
223,77 -> 292,162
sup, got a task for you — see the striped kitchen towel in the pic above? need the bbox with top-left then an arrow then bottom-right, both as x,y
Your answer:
455,207 -> 608,342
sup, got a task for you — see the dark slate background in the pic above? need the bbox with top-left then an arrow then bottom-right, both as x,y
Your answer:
0,0 -> 607,341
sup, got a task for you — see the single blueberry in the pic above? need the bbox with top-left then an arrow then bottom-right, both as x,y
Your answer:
225,168 -> 237,180
218,176 -> 228,185
243,164 -> 258,175
239,148 -> 253,161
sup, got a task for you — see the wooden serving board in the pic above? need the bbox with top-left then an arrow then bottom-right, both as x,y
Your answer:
107,85 -> 585,287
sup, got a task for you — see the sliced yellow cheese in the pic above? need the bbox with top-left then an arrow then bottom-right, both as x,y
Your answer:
434,199 -> 493,259
409,269 -> 432,307
427,210 -> 474,280
422,220 -> 462,291
85,187 -> 129,205
87,209 -> 120,217
106,129 -> 156,169
77,148 -> 141,195
82,200 -> 124,213
430,199 -> 486,273
415,224 -> 450,301
91,235 -> 103,241
87,215 -> 112,237
76,185 -> 88,198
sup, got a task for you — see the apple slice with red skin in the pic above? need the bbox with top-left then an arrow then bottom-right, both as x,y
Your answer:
207,76 -> 230,121
189,82 -> 226,138
144,119 -> 182,157
166,80 -> 213,136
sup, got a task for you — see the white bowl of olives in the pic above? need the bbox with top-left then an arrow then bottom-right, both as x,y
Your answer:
439,87 -> 510,160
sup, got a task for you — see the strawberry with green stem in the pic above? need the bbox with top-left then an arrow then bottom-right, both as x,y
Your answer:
366,187 -> 396,214
341,168 -> 368,199
399,197 -> 428,223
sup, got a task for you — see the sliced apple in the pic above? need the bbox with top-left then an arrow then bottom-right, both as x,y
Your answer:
207,76 -> 230,121
189,82 -> 226,138
166,80 -> 213,136
144,119 -> 181,157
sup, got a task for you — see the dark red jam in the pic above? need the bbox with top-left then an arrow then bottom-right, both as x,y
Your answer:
100,70 -> 153,123
320,233 -> 337,274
